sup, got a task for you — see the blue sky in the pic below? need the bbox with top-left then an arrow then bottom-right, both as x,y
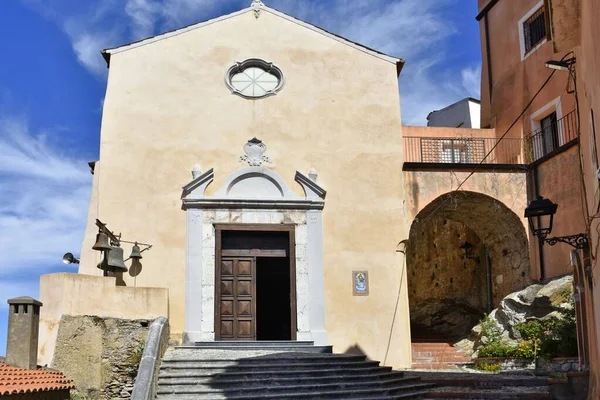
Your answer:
0,0 -> 481,356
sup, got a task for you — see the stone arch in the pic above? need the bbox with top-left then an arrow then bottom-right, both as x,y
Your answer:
407,190 -> 531,340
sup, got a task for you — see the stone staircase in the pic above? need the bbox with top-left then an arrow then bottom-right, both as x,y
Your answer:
404,371 -> 551,400
156,341 -> 435,399
411,342 -> 471,370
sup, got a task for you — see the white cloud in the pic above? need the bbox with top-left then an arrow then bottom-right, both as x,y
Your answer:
269,0 -> 474,125
22,0 -> 480,122
125,0 -> 161,40
461,64 -> 482,98
0,117 -> 92,274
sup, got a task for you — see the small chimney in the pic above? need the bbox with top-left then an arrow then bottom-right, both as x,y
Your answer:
6,296 -> 42,370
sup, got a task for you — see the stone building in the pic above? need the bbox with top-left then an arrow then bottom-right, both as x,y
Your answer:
36,0 -> 539,372
477,0 -> 584,281
546,0 -> 600,397
475,0 -> 600,396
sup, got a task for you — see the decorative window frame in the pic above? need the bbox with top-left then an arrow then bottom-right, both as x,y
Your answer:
529,97 -> 563,134
518,0 -> 548,61
224,58 -> 285,99
529,97 -> 563,160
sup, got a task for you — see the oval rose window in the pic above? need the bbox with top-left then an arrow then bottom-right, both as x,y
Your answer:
225,59 -> 284,99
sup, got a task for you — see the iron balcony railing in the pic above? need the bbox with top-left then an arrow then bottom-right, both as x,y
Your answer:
404,136 -> 524,165
526,110 -> 577,162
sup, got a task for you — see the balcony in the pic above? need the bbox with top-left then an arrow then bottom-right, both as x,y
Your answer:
403,136 -> 524,166
526,110 -> 577,163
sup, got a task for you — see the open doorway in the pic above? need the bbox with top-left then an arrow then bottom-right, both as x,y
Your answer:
256,256 -> 291,340
215,225 -> 297,341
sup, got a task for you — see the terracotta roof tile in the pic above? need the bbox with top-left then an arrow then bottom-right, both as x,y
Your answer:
0,358 -> 74,396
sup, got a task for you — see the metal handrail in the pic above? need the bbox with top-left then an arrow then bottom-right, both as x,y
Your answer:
403,136 -> 524,165
525,110 -> 577,162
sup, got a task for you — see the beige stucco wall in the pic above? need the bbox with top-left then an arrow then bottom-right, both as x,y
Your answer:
38,273 -> 169,367
77,9 -> 411,366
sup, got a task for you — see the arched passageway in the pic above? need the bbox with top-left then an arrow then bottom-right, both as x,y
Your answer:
407,191 -> 531,340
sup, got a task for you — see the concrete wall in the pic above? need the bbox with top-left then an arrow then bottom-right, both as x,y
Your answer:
38,273 -> 169,367
427,99 -> 481,129
403,170 -> 528,222
77,8 -> 411,367
403,126 -> 495,139
404,171 -> 532,305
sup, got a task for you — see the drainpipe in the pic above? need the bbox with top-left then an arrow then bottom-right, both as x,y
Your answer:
484,15 -> 493,102
484,246 -> 493,313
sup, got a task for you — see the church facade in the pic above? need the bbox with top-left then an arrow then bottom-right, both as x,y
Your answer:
77,1 -> 413,366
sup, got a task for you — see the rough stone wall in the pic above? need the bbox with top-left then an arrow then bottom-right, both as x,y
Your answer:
52,315 -> 150,399
407,217 -> 487,338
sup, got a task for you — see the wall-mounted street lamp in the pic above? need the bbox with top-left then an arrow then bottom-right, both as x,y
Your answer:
62,252 -> 80,265
91,219 -> 153,276
460,241 -> 480,261
545,57 -> 576,72
526,194 -> 592,371
524,196 -> 589,249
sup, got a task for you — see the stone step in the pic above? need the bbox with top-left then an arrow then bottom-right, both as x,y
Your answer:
157,391 -> 430,400
192,340 -> 316,347
421,377 -> 549,388
424,389 -> 550,400
159,365 -> 393,379
157,379 -> 435,397
163,353 -> 365,363
412,355 -> 471,361
161,360 -> 383,371
411,363 -> 460,370
411,342 -> 455,347
158,371 -> 413,386
180,341 -> 333,353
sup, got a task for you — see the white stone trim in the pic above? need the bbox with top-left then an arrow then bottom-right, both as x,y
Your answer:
529,96 -> 563,134
102,5 -> 401,66
182,167 -> 325,210
182,166 -> 327,344
518,0 -> 547,61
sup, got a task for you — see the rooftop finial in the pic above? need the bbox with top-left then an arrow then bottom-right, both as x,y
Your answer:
251,0 -> 264,18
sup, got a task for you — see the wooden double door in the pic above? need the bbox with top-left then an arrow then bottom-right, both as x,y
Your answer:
215,225 -> 297,341
218,257 -> 257,340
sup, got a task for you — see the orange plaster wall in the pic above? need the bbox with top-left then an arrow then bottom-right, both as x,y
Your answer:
534,146 -> 587,279
478,0 -> 575,139
571,0 -> 600,395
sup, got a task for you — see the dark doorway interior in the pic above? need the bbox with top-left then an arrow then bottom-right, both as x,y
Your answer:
219,228 -> 294,341
256,256 -> 291,340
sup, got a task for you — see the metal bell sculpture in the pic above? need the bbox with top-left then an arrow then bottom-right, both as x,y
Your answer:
92,232 -> 112,251
130,243 -> 143,260
105,246 -> 128,273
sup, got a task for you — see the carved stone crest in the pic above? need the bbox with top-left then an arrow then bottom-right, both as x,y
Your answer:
239,138 -> 272,166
